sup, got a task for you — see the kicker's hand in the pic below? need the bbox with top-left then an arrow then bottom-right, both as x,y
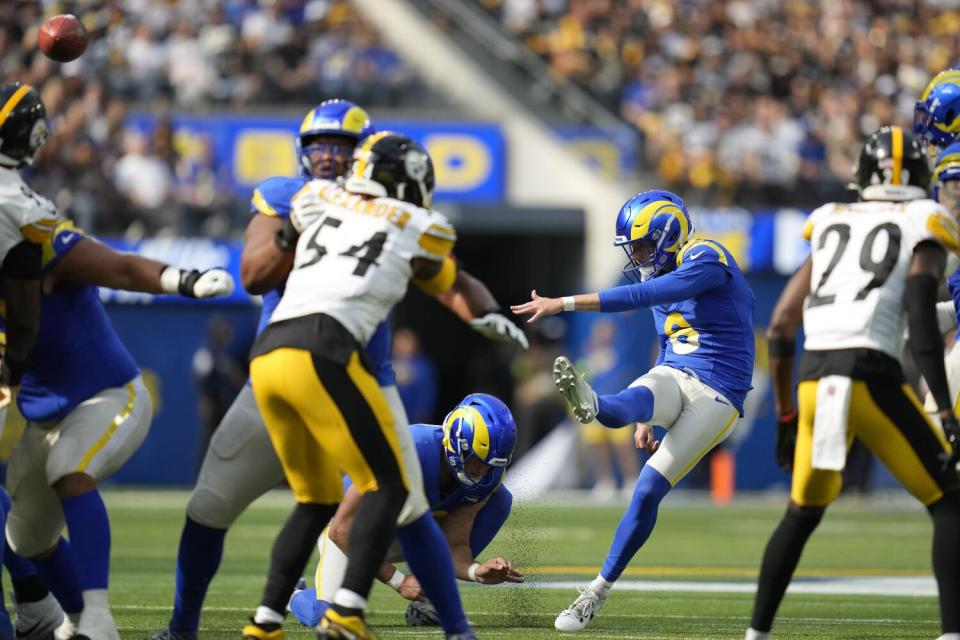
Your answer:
635,422 -> 660,454
511,290 -> 563,324
470,312 -> 529,350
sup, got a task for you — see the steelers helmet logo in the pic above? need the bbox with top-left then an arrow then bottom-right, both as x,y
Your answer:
405,150 -> 429,181
29,119 -> 48,152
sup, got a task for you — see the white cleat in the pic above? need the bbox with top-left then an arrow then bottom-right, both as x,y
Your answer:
554,586 -> 606,632
11,592 -> 64,640
73,607 -> 120,640
744,629 -> 772,640
553,357 -> 598,424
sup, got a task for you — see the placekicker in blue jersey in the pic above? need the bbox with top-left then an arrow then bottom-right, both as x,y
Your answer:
597,238 -> 755,414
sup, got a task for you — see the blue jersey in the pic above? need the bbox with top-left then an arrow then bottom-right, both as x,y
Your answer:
343,423 -> 503,513
14,223 -> 139,422
598,239 -> 755,414
251,177 -> 395,386
949,267 -> 960,341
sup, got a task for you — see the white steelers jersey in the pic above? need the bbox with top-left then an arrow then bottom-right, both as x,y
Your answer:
270,179 -> 455,344
0,168 -> 61,262
802,198 -> 960,359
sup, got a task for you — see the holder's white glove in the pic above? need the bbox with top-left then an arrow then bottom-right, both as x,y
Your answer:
161,267 -> 235,299
470,312 -> 529,350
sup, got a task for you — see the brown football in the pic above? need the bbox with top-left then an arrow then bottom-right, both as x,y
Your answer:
37,14 -> 88,63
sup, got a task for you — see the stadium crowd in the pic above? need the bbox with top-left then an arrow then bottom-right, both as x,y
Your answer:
478,0 -> 959,207
1,0 -> 424,236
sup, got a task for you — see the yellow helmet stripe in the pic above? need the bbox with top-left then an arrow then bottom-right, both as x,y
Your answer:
935,153 -> 960,182
352,131 -> 392,178
468,407 -> 490,461
0,85 -> 32,131
891,126 -> 903,185
298,108 -> 316,134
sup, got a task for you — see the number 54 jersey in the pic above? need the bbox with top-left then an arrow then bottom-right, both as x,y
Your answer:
802,199 -> 960,358
269,179 -> 456,344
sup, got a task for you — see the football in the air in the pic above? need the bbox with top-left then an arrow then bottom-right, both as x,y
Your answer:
37,14 -> 88,63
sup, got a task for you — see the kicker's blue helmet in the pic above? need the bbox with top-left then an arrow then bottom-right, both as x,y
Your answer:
296,99 -> 375,179
614,190 -> 693,283
442,393 -> 517,489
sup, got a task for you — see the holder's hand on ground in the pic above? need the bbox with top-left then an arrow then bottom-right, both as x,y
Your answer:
635,422 -> 660,454
470,312 -> 529,349
511,290 -> 562,324
398,574 -> 425,602
475,557 -> 524,584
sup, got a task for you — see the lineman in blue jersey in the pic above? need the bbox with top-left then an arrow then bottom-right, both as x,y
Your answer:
512,190 -> 755,632
152,100 -> 527,640
288,393 -> 521,628
2,221 -> 232,640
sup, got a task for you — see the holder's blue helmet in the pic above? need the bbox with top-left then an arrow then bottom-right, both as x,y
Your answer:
914,69 -> 960,149
933,141 -> 960,201
442,393 -> 517,489
614,190 -> 693,282
296,99 -> 375,179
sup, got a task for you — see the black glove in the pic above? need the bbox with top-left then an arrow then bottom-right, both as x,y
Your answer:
275,218 -> 299,253
775,409 -> 798,472
939,413 -> 960,473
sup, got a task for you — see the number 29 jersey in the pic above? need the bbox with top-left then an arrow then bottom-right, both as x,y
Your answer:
802,199 -> 960,359
268,179 -> 456,344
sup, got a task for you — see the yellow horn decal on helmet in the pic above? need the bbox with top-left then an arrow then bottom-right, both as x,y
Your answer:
442,406 -> 490,460
891,126 -> 903,185
922,70 -> 960,100
341,106 -> 370,135
0,84 -> 33,130
352,131 -> 391,179
298,108 -> 316,135
630,201 -> 687,242
935,153 -> 960,181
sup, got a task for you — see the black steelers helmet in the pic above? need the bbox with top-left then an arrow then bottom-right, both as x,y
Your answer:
344,132 -> 435,208
853,125 -> 931,201
0,82 -> 49,168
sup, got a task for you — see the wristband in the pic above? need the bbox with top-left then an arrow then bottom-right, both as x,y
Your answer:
562,296 -> 576,312
467,562 -> 481,583
388,569 -> 405,592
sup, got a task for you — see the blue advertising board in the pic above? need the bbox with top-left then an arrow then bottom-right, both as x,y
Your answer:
128,114 -> 506,204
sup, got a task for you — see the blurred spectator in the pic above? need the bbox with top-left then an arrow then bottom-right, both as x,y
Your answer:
478,0 -> 958,206
393,328 -> 439,425
2,0 -> 429,236
576,319 -> 640,500
192,316 -> 249,465
510,318 -> 568,459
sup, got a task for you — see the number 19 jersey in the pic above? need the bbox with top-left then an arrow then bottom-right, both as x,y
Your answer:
802,199 -> 960,359
269,179 -> 456,344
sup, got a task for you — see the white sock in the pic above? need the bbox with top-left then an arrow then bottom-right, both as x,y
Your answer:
253,606 -> 284,625
81,589 -> 109,610
333,588 -> 367,611
588,575 -> 613,597
936,634 -> 960,640
744,628 -> 771,640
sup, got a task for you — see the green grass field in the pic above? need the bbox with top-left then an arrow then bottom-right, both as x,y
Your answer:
99,489 -> 938,639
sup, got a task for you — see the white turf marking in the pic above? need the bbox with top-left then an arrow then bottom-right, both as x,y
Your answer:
524,576 -> 936,597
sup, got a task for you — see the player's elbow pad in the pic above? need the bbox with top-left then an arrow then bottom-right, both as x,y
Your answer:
414,256 -> 457,295
2,242 -> 42,279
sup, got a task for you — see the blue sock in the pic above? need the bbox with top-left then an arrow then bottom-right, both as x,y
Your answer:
61,490 -> 110,591
0,486 -> 36,582
396,513 -> 469,635
33,538 -> 83,614
470,486 -> 512,556
170,517 -> 226,633
600,465 -> 672,582
289,588 -> 330,627
596,386 -> 654,428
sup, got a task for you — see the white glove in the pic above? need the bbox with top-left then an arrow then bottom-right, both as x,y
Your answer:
290,190 -> 327,234
470,312 -> 529,350
161,266 -> 235,298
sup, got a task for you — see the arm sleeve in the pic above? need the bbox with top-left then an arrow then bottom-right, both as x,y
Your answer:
598,261 -> 728,312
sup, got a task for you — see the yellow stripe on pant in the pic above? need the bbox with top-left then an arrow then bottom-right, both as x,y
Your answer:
792,379 -> 952,507
250,347 -> 406,504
